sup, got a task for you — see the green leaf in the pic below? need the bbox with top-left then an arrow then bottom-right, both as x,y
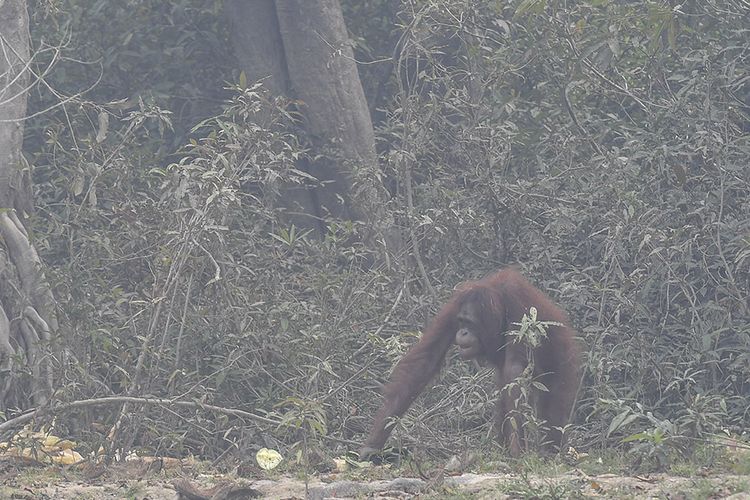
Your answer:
607,409 -> 638,437
515,0 -> 546,16
72,177 -> 85,197
621,432 -> 649,443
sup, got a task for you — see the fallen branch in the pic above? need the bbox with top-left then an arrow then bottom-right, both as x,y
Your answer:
0,396 -> 281,434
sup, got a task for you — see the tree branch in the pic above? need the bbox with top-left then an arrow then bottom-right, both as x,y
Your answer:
0,396 -> 281,435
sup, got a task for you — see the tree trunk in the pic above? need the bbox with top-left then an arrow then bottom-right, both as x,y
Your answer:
0,0 -> 58,408
224,0 -> 396,254
224,0 -> 289,98
0,0 -> 30,209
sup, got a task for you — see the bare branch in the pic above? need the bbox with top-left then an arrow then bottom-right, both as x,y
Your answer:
0,395 -> 281,435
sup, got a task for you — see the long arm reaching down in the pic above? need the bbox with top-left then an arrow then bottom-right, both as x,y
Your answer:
360,301 -> 458,455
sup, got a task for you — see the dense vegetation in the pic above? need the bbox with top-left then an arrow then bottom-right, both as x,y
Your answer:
12,0 -> 749,468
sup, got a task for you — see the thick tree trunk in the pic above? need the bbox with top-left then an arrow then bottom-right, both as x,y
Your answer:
224,0 -> 396,253
0,0 -> 57,408
224,0 -> 289,97
224,0 -> 321,231
274,1 -> 386,223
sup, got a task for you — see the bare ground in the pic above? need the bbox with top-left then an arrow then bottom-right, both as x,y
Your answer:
1,459 -> 749,499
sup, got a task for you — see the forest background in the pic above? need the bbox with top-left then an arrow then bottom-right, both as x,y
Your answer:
0,0 -> 747,469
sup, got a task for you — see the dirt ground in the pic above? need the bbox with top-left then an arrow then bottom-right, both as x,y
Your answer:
2,459 -> 749,499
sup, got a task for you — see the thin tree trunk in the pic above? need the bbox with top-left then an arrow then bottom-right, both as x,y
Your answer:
0,0 -> 30,208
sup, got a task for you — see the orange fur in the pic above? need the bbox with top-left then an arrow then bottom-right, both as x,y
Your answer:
361,269 -> 580,456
